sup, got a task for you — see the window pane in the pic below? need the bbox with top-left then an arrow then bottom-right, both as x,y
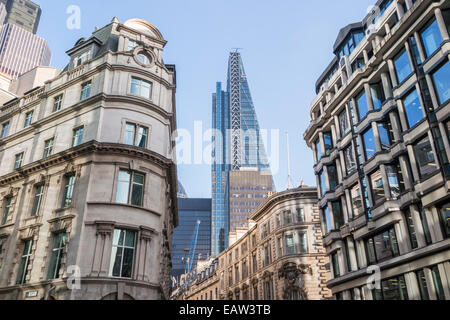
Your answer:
386,162 -> 405,198
323,206 -> 332,233
344,145 -> 357,175
319,170 -> 327,197
370,82 -> 385,110
131,173 -> 144,206
31,185 -> 44,216
137,127 -> 148,148
370,169 -> 385,205
420,19 -> 443,58
378,120 -> 394,150
356,90 -> 369,120
439,202 -> 450,238
323,132 -> 333,156
327,164 -> 338,191
363,127 -> 377,159
351,184 -> 363,217
403,89 -> 424,129
413,136 -> 437,178
416,270 -> 430,300
339,109 -> 350,136
432,60 -> 450,105
431,266 -> 445,300
394,48 -> 412,84
332,201 -> 344,229
315,139 -> 322,162
124,124 -> 136,145
116,171 -> 131,204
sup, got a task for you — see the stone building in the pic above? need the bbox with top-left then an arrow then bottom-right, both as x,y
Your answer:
0,17 -> 178,300
304,0 -> 450,300
172,186 -> 331,300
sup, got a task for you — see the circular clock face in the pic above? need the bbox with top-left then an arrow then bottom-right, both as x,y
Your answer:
136,51 -> 152,66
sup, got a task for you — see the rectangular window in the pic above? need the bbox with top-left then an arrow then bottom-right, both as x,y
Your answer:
331,252 -> 340,277
285,234 -> 295,255
413,136 -> 437,178
297,208 -> 305,223
416,269 -> 430,300
438,202 -> 450,239
130,77 -> 152,99
72,127 -> 84,147
332,201 -> 344,229
431,265 -> 445,300
385,161 -> 405,198
394,48 -> 413,84
1,122 -> 9,138
418,204 -> 433,245
351,184 -> 363,217
62,174 -> 76,208
16,239 -> 33,285
109,229 -> 136,278
24,111 -> 33,128
80,81 -> 92,100
356,90 -> 369,121
53,95 -> 63,112
339,109 -> 350,136
432,127 -> 449,175
115,170 -> 145,207
31,185 -> 44,217
1,197 -> 12,225
365,227 -> 399,264
322,206 -> 332,234
403,89 -> 425,129
370,169 -> 385,206
323,132 -> 333,156
124,123 -> 148,148
370,82 -> 385,110
344,144 -> 357,175
284,210 -> 293,225
43,138 -> 54,159
315,138 -> 322,162
404,210 -> 418,249
327,163 -> 339,191
319,169 -> 327,197
378,119 -> 395,150
14,153 -> 24,170
47,233 -> 67,280
380,275 -> 409,300
419,18 -> 443,58
432,60 -> 450,106
362,127 -> 377,160
299,232 -> 308,254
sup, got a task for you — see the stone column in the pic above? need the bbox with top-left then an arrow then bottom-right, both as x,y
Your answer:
344,189 -> 353,221
413,31 -> 427,63
437,263 -> 450,299
404,272 -> 421,300
406,145 -> 420,182
356,239 -> 368,268
365,83 -> 375,112
410,204 -> 427,248
379,164 -> 391,199
425,73 -> 441,109
405,0 -> 413,10
438,122 -> 450,162
319,132 -> 325,160
334,115 -> 341,140
388,59 -> 399,88
381,72 -> 393,100
395,0 -> 405,19
423,267 -> 438,300
346,237 -> 358,272
399,154 -> 413,190
435,8 -> 450,41
388,111 -> 402,143
372,121 -> 382,153
336,158 -> 343,184
363,50 -> 369,64
384,23 -> 391,35
394,221 -> 410,255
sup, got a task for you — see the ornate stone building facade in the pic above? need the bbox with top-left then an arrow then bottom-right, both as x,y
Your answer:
171,187 -> 331,300
0,18 -> 178,300
304,0 -> 450,300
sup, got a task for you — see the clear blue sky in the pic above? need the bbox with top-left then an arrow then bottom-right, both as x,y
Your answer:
36,0 -> 375,198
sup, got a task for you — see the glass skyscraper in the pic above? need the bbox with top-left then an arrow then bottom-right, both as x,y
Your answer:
211,51 -> 273,257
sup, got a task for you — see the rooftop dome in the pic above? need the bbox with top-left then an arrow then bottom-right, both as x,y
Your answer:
123,18 -> 164,41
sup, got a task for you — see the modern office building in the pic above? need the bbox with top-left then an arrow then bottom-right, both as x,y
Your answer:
171,186 -> 332,301
3,0 -> 41,34
0,17 -> 178,300
171,198 -> 212,281
0,23 -> 51,79
211,51 -> 274,257
304,0 -> 450,300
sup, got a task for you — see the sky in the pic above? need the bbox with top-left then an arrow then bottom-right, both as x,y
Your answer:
36,0 -> 376,198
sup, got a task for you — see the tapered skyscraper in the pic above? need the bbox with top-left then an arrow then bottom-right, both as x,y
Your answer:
211,51 -> 274,257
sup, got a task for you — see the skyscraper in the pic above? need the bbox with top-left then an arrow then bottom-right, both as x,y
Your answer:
211,51 -> 274,257
3,0 -> 41,34
0,23 -> 51,79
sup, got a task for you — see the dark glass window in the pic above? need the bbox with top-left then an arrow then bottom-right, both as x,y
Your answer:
351,184 -> 363,217
332,201 -> 344,229
331,252 -> 340,277
438,202 -> 450,239
47,233 -> 67,280
116,170 -> 145,206
432,127 -> 450,175
380,276 -> 409,300
16,240 -> 33,285
31,185 -> 44,217
62,174 -> 76,208
1,196 -> 12,226
370,82 -> 385,110
419,18 -> 443,58
385,162 -> 405,198
394,48 -> 413,84
431,265 -> 445,300
378,119 -> 395,150
327,163 -> 339,191
404,210 -> 418,249
356,90 -> 369,121
403,89 -> 425,129
323,132 -> 333,156
416,269 -> 430,300
344,144 -> 357,175
362,127 -> 377,160
409,36 -> 422,66
413,136 -> 437,178
418,204 -> 433,245
365,227 -> 399,264
431,60 -> 450,105
369,169 -> 385,206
